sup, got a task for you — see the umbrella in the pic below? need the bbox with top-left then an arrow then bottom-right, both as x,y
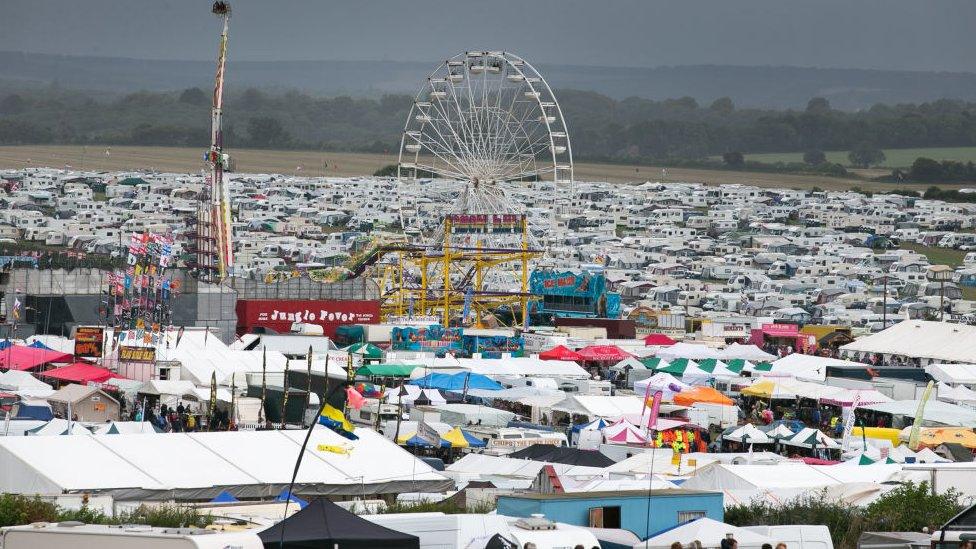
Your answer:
644,333 -> 677,346
576,345 -> 633,362
343,342 -> 384,360
723,423 -> 772,444
539,345 -> 583,361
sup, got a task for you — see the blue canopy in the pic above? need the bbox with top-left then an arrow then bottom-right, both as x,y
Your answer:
403,434 -> 450,448
458,429 -> 487,448
210,491 -> 239,503
0,340 -> 10,351
27,341 -> 53,350
276,489 -> 308,509
409,372 -> 502,391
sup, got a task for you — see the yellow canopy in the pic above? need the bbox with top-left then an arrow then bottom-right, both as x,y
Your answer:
851,427 -> 901,447
441,427 -> 471,448
914,427 -> 976,449
396,431 -> 417,444
741,380 -> 775,398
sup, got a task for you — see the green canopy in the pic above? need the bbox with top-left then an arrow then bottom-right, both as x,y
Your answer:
640,357 -> 667,370
752,361 -> 773,372
724,359 -> 749,374
356,363 -> 417,377
858,454 -> 875,465
658,358 -> 692,375
343,342 -> 384,360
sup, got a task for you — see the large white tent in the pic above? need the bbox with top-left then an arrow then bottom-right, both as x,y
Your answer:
841,321 -> 976,364
859,400 -> 976,427
656,342 -> 724,360
0,427 -> 450,500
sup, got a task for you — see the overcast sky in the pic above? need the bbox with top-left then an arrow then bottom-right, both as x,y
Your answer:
1,0 -> 974,72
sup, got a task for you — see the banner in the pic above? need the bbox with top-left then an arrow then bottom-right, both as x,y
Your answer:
647,390 -> 663,431
74,326 -> 105,357
448,213 -> 524,234
236,299 -> 380,337
417,420 -> 441,447
841,391 -> 861,449
908,381 -> 935,450
119,345 -> 156,364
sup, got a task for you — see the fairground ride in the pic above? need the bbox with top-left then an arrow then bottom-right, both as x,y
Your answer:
190,1 -> 235,284
384,51 -> 574,327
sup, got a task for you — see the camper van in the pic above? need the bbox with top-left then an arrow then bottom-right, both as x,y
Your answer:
486,428 -> 568,451
0,524 -> 263,549
365,512 -> 600,549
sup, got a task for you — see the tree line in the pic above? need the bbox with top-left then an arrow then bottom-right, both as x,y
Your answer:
3,85 -> 976,168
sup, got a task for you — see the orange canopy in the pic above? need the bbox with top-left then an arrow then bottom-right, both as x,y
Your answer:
673,386 -> 734,407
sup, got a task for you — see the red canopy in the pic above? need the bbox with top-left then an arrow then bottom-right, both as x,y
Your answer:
0,345 -> 74,371
38,363 -> 122,384
539,345 -> 583,361
575,345 -> 633,362
644,333 -> 677,346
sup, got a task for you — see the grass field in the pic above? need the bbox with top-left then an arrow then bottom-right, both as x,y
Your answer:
897,243 -> 976,300
0,145 -> 972,192
739,147 -> 976,168
898,242 -> 968,267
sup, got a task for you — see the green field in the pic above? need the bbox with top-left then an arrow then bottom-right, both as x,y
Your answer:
898,242 -> 967,267
738,147 -> 976,168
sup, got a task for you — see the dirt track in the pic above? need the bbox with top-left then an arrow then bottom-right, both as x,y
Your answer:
0,145 -> 965,191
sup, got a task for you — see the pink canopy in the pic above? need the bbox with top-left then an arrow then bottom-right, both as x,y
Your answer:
603,419 -> 648,445
644,333 -> 677,346
39,363 -> 122,384
539,345 -> 583,361
576,345 -> 633,362
0,345 -> 74,371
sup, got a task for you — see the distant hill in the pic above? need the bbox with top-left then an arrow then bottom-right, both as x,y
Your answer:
4,51 -> 976,110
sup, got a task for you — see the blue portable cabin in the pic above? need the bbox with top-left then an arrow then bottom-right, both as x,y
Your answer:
496,489 -> 723,539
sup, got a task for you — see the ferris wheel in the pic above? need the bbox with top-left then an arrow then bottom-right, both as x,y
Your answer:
398,51 -> 574,207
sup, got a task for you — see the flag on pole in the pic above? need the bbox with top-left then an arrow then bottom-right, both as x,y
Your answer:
909,381 -> 935,450
11,297 -> 21,322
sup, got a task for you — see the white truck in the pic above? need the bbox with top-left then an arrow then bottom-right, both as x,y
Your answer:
0,523 -> 263,549
365,512 -> 600,549
742,525 -> 833,549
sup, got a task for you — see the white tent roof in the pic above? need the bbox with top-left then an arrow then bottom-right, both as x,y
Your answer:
633,373 -> 689,402
841,320 -> 976,363
409,355 -> 590,379
550,395 -> 647,419
93,421 -> 160,435
0,370 -> 53,398
927,364 -> 976,385
769,354 -> 866,382
859,400 -> 976,427
656,342 -> 724,360
937,382 -> 976,404
638,517 -> 774,549
720,343 -> 776,362
0,427 -> 449,498
26,418 -> 92,436
723,424 -> 772,444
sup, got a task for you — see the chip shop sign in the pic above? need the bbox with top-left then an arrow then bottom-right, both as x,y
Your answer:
74,326 -> 104,357
119,345 -> 156,364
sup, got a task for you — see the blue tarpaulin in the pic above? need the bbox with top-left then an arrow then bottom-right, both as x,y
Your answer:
276,489 -> 308,509
210,491 -> 239,503
409,372 -> 502,391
